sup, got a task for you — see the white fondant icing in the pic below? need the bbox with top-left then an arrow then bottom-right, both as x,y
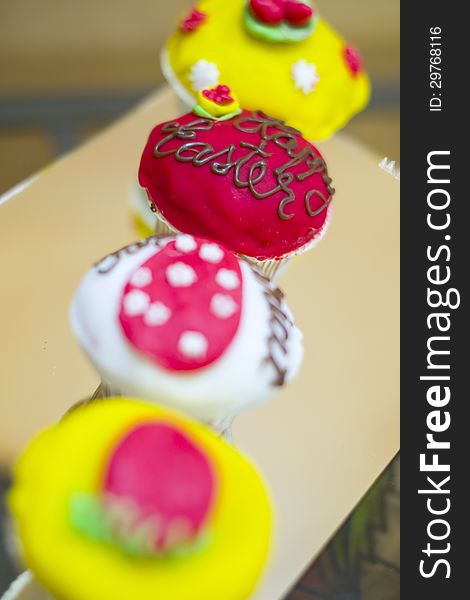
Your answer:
160,48 -> 197,108
189,59 -> 220,91
199,243 -> 224,264
216,268 -> 240,290
123,290 -> 150,316
175,234 -> 198,253
70,235 -> 304,423
292,59 -> 320,94
95,254 -> 117,274
178,331 -> 208,358
144,302 -> 172,326
210,294 -> 238,319
130,267 -> 152,287
166,262 -> 198,287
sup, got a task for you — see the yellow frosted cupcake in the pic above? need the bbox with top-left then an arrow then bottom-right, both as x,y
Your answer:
8,398 -> 273,600
162,0 -> 370,140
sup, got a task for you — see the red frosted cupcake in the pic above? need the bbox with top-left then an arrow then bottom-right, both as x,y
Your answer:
138,85 -> 334,279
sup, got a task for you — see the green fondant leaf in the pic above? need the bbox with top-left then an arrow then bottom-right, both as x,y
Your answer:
69,493 -> 212,559
193,104 -> 242,121
69,493 -> 109,542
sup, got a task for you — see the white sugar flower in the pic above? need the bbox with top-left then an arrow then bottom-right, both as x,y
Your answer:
211,294 -> 238,319
144,302 -> 172,326
178,331 -> 208,358
130,267 -> 152,287
199,243 -> 224,264
175,235 -> 197,253
292,59 -> 320,95
123,290 -> 150,316
189,59 -> 220,91
166,262 -> 198,287
216,268 -> 240,290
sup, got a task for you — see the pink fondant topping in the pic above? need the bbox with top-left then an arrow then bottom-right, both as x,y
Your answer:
249,0 -> 313,27
202,85 -> 234,106
103,422 -> 216,551
119,237 -> 243,371
138,111 -> 334,260
344,45 -> 363,76
180,7 -> 207,33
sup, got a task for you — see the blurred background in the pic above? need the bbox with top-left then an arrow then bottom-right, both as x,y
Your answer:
0,0 -> 399,195
0,1 -> 399,598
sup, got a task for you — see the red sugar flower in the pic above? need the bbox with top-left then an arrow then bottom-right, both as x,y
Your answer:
180,7 -> 207,33
344,45 -> 363,76
202,85 -> 235,106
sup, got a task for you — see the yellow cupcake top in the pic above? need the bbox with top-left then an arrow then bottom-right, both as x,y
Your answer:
9,398 -> 273,600
164,0 -> 370,140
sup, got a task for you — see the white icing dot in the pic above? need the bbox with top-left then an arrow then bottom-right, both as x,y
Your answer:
216,268 -> 240,290
189,59 -> 220,91
292,59 -> 320,95
123,290 -> 150,316
166,262 -> 198,287
210,294 -> 238,319
144,302 -> 172,326
178,331 -> 208,358
130,267 -> 152,287
199,243 -> 224,264
175,235 -> 197,253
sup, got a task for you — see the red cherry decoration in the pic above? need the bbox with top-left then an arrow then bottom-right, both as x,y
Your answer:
103,422 -> 216,551
180,7 -> 207,33
284,1 -> 313,27
250,0 -> 285,25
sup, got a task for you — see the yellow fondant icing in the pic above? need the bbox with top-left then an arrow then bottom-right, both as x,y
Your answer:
165,0 -> 370,140
133,213 -> 154,239
9,399 -> 272,600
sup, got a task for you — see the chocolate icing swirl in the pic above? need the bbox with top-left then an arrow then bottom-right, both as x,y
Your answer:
252,268 -> 293,387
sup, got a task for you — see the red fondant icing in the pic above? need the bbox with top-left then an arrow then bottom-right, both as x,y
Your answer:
138,111 -> 334,260
180,7 -> 207,33
344,45 -> 363,76
103,422 -> 216,550
118,238 -> 243,371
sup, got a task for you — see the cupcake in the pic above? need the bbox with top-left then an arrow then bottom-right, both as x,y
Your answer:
8,398 -> 273,600
70,234 -> 303,433
162,0 -> 370,141
138,96 -> 335,279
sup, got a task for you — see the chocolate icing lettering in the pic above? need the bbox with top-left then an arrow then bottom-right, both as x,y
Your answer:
94,236 -> 164,275
153,111 -> 334,221
253,269 -> 292,387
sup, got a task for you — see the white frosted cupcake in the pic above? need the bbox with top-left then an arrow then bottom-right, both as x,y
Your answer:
70,234 -> 303,432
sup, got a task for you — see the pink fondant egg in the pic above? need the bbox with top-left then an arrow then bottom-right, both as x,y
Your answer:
119,238 -> 242,371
